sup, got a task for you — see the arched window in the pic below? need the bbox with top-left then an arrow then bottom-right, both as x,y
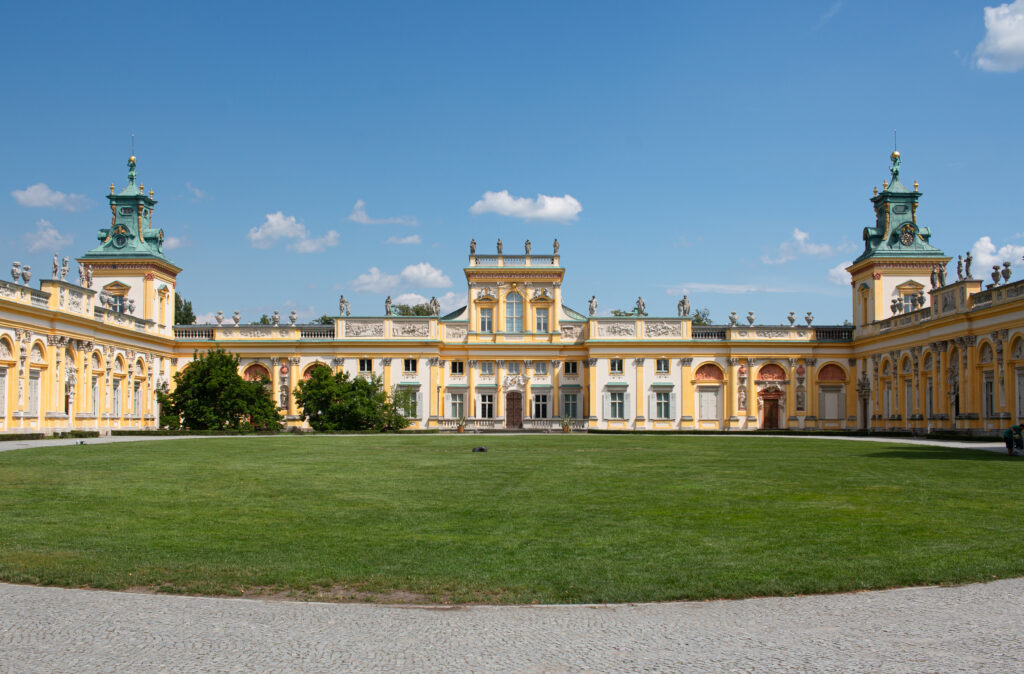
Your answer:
694,363 -> 724,380
758,363 -> 786,381
817,364 -> 846,381
505,292 -> 523,333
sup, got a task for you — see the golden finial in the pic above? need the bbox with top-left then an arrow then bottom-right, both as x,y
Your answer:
873,186 -> 878,196
149,189 -> 154,199
913,180 -> 918,191
139,183 -> 144,193
129,155 -> 136,163
882,180 -> 888,190
890,150 -> 900,160
110,183 -> 115,194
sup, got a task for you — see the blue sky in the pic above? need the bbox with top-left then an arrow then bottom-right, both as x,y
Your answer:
3,1 -> 1024,324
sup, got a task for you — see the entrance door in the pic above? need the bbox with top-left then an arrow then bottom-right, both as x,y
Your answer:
505,392 -> 523,429
762,398 -> 780,429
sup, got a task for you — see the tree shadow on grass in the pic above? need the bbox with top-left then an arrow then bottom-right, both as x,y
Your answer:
863,445 -> 1014,461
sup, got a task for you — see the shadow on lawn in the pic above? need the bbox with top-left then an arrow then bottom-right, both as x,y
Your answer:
863,445 -> 1012,461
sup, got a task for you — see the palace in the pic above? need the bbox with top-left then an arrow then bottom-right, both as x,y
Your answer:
1,153 -> 1022,436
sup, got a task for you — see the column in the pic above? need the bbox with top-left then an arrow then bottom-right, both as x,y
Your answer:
271,357 -> 282,412
288,357 -> 301,417
428,357 -> 440,426
467,360 -> 477,418
727,358 -> 740,429
495,359 -> 505,418
551,359 -> 560,419
634,358 -> 645,427
586,357 -> 598,427
680,357 -> 694,427
523,360 -> 532,422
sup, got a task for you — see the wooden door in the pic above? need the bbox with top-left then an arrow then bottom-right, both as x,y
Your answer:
762,398 -> 779,429
506,392 -> 523,429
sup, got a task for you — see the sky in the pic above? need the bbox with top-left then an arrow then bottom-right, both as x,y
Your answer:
2,0 -> 1024,325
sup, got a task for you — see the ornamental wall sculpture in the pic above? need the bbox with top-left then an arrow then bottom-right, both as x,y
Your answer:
393,321 -> 429,338
597,321 -> 636,338
644,321 -> 681,338
345,320 -> 385,337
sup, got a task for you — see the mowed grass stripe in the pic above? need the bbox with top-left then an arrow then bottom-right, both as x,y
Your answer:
0,435 -> 1019,604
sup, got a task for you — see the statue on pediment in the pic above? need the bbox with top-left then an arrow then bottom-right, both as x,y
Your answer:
588,295 -> 597,316
678,296 -> 690,317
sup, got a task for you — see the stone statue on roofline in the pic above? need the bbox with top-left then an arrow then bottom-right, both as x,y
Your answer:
524,239 -> 531,255
429,296 -> 441,316
937,262 -> 946,287
469,239 -> 476,255
553,238 -> 559,254
588,295 -> 597,316
338,295 -> 350,316
965,251 -> 973,279
52,253 -> 59,279
635,296 -> 646,316
956,255 -> 964,282
678,295 -> 690,317
384,295 -> 392,316
496,238 -> 503,255
61,256 -> 69,281
930,265 -> 938,290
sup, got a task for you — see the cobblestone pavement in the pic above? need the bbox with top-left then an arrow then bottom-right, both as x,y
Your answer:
2,579 -> 1023,672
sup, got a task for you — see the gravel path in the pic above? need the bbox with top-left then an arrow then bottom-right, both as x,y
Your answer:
2,579 -> 1023,672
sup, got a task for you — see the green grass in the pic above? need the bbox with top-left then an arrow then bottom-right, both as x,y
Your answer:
0,435 -> 1021,604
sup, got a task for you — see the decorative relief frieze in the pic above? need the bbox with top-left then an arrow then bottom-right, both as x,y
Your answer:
644,320 -> 681,338
393,321 -> 429,338
345,320 -> 385,337
230,327 -> 291,339
754,329 -> 792,339
446,326 -> 467,340
597,320 -> 635,338
560,324 -> 583,341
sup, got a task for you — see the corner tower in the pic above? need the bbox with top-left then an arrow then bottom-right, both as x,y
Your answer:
77,156 -> 181,334
846,151 -> 949,328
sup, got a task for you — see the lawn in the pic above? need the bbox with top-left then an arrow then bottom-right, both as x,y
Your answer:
0,435 -> 1020,604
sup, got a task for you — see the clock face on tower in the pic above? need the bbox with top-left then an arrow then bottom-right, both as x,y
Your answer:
110,224 -> 130,249
899,225 -> 915,247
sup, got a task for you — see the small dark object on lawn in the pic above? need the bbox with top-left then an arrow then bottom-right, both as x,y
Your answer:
472,446 -> 488,452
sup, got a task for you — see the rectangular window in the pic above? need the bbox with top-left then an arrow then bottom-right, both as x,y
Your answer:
610,358 -> 623,375
480,361 -> 494,376
536,308 -> 548,333
984,375 -> 995,418
610,392 -> 625,419
113,379 -> 121,416
563,361 -> 577,376
507,362 -> 521,375
533,394 -> 548,418
450,361 -> 464,375
403,358 -> 417,373
656,358 -> 670,374
133,382 -> 142,416
655,391 -> 671,419
698,387 -> 720,420
533,361 -> 548,375
505,296 -> 523,333
563,393 -> 578,419
450,393 -> 464,419
92,376 -> 99,415
359,358 -> 372,373
480,308 -> 493,333
401,390 -> 420,418
28,371 -> 40,416
480,393 -> 494,418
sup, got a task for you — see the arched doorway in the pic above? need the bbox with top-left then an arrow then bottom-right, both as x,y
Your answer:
505,391 -> 523,429
760,388 -> 783,429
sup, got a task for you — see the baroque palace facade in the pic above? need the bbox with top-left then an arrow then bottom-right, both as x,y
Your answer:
1,153 -> 1023,435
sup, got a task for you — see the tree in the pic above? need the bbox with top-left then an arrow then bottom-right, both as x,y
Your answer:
157,348 -> 282,431
691,308 -> 713,326
312,314 -> 333,325
294,364 -> 411,432
174,293 -> 196,325
393,303 -> 432,316
610,309 -> 633,317
255,314 -> 272,325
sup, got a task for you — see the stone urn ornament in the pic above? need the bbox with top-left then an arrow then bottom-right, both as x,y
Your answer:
729,311 -> 738,326
805,311 -> 814,325
289,310 -> 298,325
232,311 -> 241,326
272,310 -> 281,326
127,298 -> 136,315
992,265 -> 1002,286
215,311 -> 224,325
746,311 -> 756,325
787,311 -> 796,326
1002,261 -> 1012,283
20,265 -> 31,285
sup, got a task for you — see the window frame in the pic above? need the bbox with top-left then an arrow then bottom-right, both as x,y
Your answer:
655,391 -> 671,419
656,358 -> 670,374
563,361 -> 578,376
507,361 -> 521,375
533,361 -> 548,376
480,393 -> 494,418
403,358 -> 418,374
609,391 -> 625,419
610,358 -> 624,375
505,292 -> 523,333
479,308 -> 493,333
450,361 -> 465,376
480,361 -> 494,376
533,393 -> 548,419
358,358 -> 373,373
563,392 -> 578,419
535,308 -> 549,333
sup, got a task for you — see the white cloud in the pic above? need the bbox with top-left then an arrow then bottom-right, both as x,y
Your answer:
12,183 -> 90,211
247,211 -> 339,253
437,291 -> 461,312
761,228 -> 852,264
975,0 -> 1024,71
469,190 -> 582,222
394,292 -> 428,305
185,182 -> 206,201
813,1 -> 843,30
827,261 -> 853,286
163,236 -> 190,250
348,199 -> 417,226
385,234 -> 422,245
194,311 -> 218,324
350,267 -> 400,293
290,230 -> 340,253
970,236 -> 1024,272
400,262 -> 452,288
24,219 -> 73,252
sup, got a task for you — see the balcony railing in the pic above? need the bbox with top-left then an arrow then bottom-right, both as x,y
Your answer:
300,326 -> 335,340
174,326 -> 215,340
813,326 -> 854,342
692,327 -> 727,340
